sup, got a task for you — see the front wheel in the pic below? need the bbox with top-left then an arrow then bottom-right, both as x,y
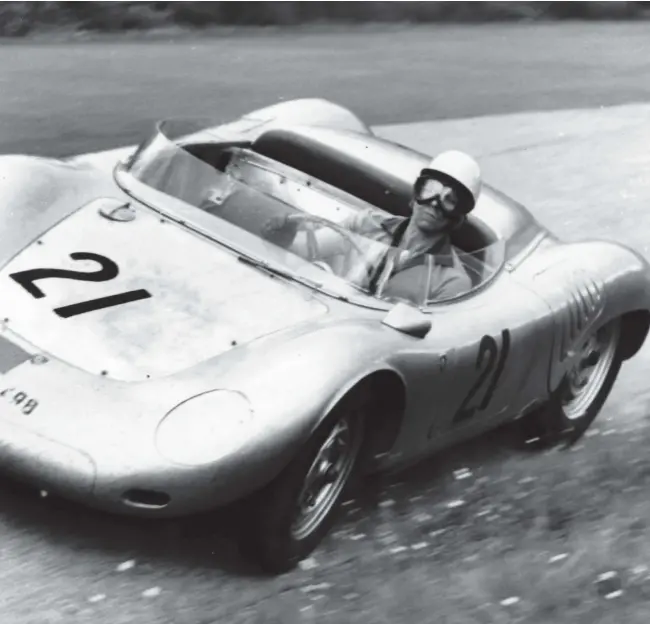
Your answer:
516,319 -> 623,449
239,393 -> 367,574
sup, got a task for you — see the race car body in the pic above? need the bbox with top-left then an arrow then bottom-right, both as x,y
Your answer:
0,98 -> 647,571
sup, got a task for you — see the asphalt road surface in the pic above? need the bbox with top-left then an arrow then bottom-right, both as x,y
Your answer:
1,23 -> 650,624
2,22 -> 650,157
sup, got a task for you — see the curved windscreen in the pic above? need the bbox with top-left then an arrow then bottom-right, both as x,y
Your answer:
116,120 -> 505,306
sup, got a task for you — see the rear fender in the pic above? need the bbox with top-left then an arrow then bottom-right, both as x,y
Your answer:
236,98 -> 373,136
513,239 -> 650,393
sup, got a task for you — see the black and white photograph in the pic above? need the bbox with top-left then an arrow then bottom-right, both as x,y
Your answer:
1,1 -> 650,622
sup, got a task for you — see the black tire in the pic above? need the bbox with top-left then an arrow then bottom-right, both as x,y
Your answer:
239,391 -> 367,574
514,319 -> 623,450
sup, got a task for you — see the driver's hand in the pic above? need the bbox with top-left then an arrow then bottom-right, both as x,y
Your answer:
261,214 -> 299,248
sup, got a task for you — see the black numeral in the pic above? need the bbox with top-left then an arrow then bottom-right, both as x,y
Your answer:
10,252 -> 119,298
9,252 -> 151,318
13,392 -> 26,405
54,289 -> 152,318
452,329 -> 511,425
0,389 -> 38,415
23,399 -> 38,415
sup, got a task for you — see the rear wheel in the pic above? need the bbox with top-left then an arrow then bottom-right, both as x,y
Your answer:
516,319 -> 623,449
239,392 -> 367,574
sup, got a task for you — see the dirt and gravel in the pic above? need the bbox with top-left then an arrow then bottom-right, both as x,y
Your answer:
1,22 -> 650,624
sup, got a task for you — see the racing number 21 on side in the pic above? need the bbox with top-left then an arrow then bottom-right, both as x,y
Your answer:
452,329 -> 511,425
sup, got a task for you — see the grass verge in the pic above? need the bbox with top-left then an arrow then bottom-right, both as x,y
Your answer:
279,401 -> 650,623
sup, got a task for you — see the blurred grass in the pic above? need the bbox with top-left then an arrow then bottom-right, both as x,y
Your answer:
297,406 -> 650,624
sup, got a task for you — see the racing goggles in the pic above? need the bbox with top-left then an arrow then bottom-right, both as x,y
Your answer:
413,176 -> 459,214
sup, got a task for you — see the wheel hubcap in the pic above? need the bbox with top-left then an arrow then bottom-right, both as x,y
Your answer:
291,417 -> 360,541
561,322 -> 620,421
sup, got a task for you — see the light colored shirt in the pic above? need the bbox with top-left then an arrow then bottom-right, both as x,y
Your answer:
332,208 -> 473,303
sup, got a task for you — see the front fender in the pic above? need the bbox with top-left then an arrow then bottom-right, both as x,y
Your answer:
177,317 -> 406,493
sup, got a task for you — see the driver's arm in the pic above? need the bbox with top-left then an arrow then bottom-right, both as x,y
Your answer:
262,209 -> 370,258
292,225 -> 348,258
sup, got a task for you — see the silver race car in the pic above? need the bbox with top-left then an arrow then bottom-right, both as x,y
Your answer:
0,99 -> 648,572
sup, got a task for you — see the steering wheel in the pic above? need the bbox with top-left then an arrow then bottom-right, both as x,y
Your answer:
288,213 -> 365,276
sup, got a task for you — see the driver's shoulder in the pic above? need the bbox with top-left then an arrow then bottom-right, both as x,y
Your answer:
348,207 -> 404,238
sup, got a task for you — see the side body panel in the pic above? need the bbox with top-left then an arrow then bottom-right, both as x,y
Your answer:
381,269 -> 555,469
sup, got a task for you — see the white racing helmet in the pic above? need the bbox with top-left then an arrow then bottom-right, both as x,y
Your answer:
419,150 -> 482,215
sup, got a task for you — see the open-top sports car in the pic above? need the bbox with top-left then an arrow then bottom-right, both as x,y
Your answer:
0,98 -> 648,573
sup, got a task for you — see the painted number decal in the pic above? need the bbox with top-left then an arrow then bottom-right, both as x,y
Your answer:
0,387 -> 38,415
9,252 -> 151,318
452,329 -> 511,425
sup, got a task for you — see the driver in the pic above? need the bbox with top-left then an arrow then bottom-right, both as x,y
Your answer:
263,150 -> 482,301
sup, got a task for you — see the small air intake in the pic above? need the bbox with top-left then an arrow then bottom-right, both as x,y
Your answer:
122,489 -> 171,509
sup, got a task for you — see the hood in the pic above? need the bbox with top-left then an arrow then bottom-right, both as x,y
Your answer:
0,199 -> 328,381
